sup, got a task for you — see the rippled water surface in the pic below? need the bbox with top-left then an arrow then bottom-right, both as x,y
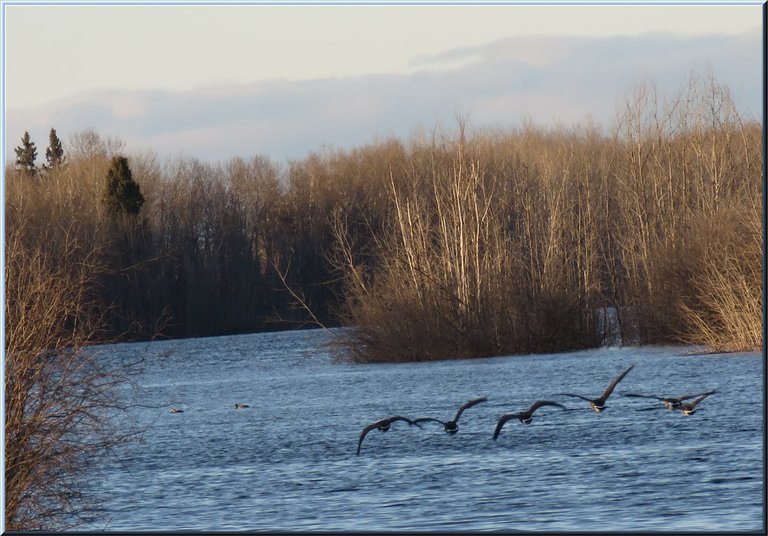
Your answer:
85,329 -> 764,531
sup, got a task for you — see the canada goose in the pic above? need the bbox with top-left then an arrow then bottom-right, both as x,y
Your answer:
678,391 -> 716,416
357,416 -> 419,455
234,403 -> 250,409
170,408 -> 184,414
492,400 -> 567,440
623,388 -> 719,410
558,364 -> 634,413
414,397 -> 488,434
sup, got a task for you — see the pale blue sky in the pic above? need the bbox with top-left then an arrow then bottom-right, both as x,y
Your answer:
3,2 -> 763,164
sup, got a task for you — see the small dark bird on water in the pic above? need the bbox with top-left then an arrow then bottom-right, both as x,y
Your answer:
414,397 -> 488,434
558,364 -> 634,413
170,408 -> 184,414
622,388 -> 719,410
357,416 -> 419,455
677,391 -> 716,416
234,403 -> 250,409
492,400 -> 567,440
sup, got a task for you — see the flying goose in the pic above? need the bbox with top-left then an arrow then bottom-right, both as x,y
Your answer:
558,364 -> 634,413
356,416 -> 419,455
622,388 -> 719,410
492,400 -> 568,440
414,397 -> 488,434
678,391 -> 716,416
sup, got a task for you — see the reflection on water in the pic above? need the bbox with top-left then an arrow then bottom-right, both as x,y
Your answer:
86,330 -> 763,531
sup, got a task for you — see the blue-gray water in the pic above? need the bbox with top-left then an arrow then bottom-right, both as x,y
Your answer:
86,329 -> 764,531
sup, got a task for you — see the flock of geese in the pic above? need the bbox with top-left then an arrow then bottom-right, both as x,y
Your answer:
167,363 -> 718,456
356,364 -> 719,455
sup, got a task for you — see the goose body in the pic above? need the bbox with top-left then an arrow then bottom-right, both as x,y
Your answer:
356,416 -> 419,455
623,388 -> 718,410
558,364 -> 634,413
492,400 -> 567,440
414,397 -> 487,435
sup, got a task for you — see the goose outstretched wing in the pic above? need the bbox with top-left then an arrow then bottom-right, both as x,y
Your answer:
527,400 -> 567,414
601,364 -> 635,400
492,413 -> 519,440
357,421 -> 383,455
686,391 -> 715,409
388,415 -> 417,426
622,392 -> 664,401
557,393 -> 592,402
678,388 -> 719,402
356,416 -> 416,455
453,397 -> 488,423
413,417 -> 445,426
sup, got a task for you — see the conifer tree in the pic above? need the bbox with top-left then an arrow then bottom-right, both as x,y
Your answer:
103,156 -> 145,217
44,128 -> 65,169
14,131 -> 38,174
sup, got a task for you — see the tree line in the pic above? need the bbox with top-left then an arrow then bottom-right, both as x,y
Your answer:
6,70 -> 762,355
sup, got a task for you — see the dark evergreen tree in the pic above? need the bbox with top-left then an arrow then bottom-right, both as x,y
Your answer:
14,131 -> 37,174
103,156 -> 145,216
44,128 -> 65,169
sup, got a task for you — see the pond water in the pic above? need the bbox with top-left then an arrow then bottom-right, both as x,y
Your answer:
84,329 -> 764,531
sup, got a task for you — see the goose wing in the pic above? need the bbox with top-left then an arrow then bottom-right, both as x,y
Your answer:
388,415 -> 416,426
622,392 -> 664,401
453,397 -> 488,423
356,416 -> 418,455
678,388 -> 719,402
557,393 -> 592,402
357,419 -> 385,455
413,417 -> 445,426
601,364 -> 635,400
492,413 -> 519,440
687,391 -> 715,409
528,400 -> 567,415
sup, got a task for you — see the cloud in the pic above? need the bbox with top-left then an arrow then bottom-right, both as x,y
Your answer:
5,30 -> 760,165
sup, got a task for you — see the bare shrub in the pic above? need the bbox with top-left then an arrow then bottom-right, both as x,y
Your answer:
4,223 -> 144,530
676,201 -> 762,352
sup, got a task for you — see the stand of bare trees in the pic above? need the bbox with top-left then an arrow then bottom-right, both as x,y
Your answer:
330,125 -> 598,362
5,70 -> 761,358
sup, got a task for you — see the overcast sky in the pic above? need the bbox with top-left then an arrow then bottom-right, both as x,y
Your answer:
3,3 -> 763,165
